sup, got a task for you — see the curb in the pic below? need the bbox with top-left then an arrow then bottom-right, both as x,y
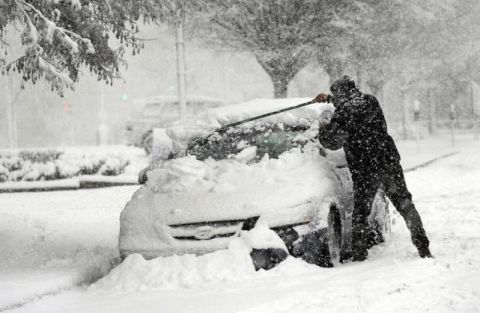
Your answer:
404,152 -> 458,173
0,178 -> 139,193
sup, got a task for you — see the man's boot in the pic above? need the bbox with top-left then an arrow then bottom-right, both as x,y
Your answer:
417,243 -> 433,258
351,212 -> 369,262
399,199 -> 432,258
339,249 -> 353,263
352,242 -> 368,262
351,228 -> 368,262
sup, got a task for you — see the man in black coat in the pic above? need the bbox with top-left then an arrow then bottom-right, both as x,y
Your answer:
314,75 -> 432,262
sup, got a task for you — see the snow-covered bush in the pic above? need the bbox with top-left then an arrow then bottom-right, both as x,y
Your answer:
0,148 -> 143,182
54,160 -> 81,179
18,150 -> 63,163
23,161 -> 57,181
77,156 -> 106,175
0,164 -> 8,182
0,156 -> 22,172
98,157 -> 130,176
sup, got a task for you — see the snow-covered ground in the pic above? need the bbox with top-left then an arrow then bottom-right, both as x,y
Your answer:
1,135 -> 479,312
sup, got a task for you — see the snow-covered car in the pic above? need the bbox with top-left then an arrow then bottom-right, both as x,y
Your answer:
125,96 -> 224,154
119,98 -> 390,268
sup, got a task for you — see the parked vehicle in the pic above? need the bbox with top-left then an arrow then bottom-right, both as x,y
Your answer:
119,98 -> 390,269
125,96 -> 224,154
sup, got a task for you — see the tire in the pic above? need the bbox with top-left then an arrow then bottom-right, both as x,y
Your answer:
248,226 -> 295,271
274,226 -> 300,255
291,226 -> 334,268
250,248 -> 289,271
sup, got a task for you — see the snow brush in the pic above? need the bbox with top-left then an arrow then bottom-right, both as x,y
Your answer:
187,99 -> 316,151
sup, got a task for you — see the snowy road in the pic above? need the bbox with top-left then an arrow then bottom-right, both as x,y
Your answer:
1,136 -> 479,313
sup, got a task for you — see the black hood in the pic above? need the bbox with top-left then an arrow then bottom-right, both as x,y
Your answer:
330,76 -> 360,102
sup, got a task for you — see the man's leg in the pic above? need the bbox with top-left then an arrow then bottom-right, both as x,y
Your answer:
350,174 -> 379,262
382,163 -> 432,257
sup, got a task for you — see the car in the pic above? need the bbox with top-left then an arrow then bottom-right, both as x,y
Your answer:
124,96 -> 224,154
119,98 -> 390,269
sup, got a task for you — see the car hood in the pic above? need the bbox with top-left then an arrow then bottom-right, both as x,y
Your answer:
127,147 -> 346,227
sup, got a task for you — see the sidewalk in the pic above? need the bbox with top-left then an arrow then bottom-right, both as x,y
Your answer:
396,134 -> 471,170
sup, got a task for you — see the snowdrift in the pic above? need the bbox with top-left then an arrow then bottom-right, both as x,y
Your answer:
93,223 -> 287,292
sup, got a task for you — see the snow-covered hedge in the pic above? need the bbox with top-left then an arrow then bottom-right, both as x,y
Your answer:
0,149 -> 133,182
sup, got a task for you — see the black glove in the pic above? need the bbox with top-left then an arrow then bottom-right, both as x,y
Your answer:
313,93 -> 331,103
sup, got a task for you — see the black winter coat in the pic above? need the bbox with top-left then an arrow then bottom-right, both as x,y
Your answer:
319,92 -> 401,175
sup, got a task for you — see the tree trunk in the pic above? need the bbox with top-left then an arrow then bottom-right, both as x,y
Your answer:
175,21 -> 187,121
401,91 -> 409,140
272,76 -> 289,98
255,51 -> 308,99
322,58 -> 347,86
4,76 -> 18,148
427,88 -> 436,134
355,67 -> 364,91
367,80 -> 385,102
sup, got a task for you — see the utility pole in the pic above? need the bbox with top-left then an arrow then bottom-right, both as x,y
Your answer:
63,100 -> 75,146
175,19 -> 187,121
414,99 -> 421,151
401,91 -> 409,140
97,83 -> 110,145
471,79 -> 480,140
449,103 -> 456,147
427,88 -> 437,134
4,76 -> 19,148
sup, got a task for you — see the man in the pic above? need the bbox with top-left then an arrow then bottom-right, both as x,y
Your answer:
314,75 -> 432,262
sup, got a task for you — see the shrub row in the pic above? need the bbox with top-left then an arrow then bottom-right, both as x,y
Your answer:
0,149 -> 130,182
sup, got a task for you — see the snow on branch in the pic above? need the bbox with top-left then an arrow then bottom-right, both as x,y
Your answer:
0,0 -> 104,95
0,0 -> 151,95
16,0 -> 94,54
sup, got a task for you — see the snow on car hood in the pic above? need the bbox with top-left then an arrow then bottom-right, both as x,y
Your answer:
137,145 -> 341,226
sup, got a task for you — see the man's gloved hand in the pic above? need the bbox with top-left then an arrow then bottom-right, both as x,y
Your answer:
313,93 -> 330,103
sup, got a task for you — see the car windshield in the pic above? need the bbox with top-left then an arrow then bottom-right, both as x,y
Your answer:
187,120 -> 323,161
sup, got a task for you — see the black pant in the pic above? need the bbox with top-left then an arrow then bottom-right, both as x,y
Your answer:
351,162 -> 430,254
